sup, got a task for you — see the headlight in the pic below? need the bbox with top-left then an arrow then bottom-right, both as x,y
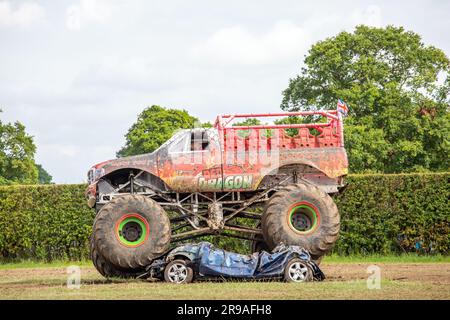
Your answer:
87,168 -> 94,184
87,167 -> 105,184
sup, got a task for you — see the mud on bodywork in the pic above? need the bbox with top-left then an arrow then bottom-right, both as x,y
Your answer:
86,110 -> 347,199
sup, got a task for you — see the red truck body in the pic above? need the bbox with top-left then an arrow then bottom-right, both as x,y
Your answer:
86,110 -> 347,204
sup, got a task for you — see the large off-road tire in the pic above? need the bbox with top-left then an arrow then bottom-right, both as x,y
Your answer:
261,183 -> 339,260
93,194 -> 171,270
89,236 -> 143,278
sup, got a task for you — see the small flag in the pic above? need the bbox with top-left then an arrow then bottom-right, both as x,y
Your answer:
337,99 -> 348,116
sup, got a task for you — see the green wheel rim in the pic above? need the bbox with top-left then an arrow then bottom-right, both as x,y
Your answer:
288,203 -> 319,234
116,215 -> 149,247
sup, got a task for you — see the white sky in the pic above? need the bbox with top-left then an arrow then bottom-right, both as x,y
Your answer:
1,0 -> 449,183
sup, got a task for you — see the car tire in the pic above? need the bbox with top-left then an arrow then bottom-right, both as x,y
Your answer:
93,194 -> 171,270
261,183 -> 340,261
284,258 -> 313,283
164,259 -> 194,284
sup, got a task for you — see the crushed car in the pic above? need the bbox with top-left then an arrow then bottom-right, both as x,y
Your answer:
145,242 -> 325,284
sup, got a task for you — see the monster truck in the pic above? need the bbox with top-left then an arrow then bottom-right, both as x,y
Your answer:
86,110 -> 348,277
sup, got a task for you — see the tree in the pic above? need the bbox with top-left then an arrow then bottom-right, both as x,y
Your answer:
282,25 -> 450,173
232,118 -> 263,138
36,164 -> 53,184
117,105 -> 199,157
233,118 -> 262,126
0,115 -> 38,184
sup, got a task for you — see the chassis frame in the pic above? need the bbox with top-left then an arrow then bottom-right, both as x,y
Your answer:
96,171 -> 303,244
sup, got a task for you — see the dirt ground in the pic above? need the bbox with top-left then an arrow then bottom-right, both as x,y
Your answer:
0,262 -> 449,299
321,263 -> 450,284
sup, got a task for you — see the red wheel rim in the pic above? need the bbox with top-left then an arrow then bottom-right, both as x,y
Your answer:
115,213 -> 150,247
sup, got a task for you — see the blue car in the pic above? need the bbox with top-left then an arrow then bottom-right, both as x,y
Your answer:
146,242 -> 325,284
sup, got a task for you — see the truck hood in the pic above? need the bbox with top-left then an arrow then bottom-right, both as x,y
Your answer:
89,152 -> 158,183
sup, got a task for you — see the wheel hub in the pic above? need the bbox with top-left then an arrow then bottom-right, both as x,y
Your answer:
289,262 -> 309,282
288,202 -> 319,234
168,263 -> 187,283
115,213 -> 149,247
121,221 -> 142,242
291,213 -> 312,231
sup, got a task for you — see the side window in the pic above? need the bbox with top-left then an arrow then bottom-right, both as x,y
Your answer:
190,131 -> 210,152
168,133 -> 189,153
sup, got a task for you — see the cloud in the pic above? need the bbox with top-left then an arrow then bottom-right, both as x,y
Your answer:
0,1 -> 45,27
190,20 -> 311,66
70,55 -> 183,96
59,145 -> 80,158
351,5 -> 382,27
66,0 -> 113,31
37,143 -> 116,183
1,0 -> 447,185
33,143 -> 80,158
190,6 -> 381,67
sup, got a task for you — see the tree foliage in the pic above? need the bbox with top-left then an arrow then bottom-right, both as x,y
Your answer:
232,118 -> 262,126
282,25 -> 450,173
0,112 -> 52,185
36,164 -> 53,184
232,118 -> 263,138
117,105 -> 199,157
0,116 -> 38,184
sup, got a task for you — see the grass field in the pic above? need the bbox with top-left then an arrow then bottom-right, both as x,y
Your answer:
0,256 -> 449,300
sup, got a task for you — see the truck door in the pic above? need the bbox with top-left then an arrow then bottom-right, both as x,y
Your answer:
157,129 -> 222,192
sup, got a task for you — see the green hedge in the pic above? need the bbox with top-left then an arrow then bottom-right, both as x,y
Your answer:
0,185 -> 94,260
333,173 -> 449,255
0,173 -> 448,261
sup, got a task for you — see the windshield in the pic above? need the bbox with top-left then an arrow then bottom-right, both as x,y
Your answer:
153,130 -> 189,153
154,128 -> 219,154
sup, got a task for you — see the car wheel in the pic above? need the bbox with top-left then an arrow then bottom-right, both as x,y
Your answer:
164,259 -> 194,284
284,258 -> 313,283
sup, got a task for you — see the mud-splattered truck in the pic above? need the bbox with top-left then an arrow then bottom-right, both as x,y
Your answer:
86,110 -> 348,277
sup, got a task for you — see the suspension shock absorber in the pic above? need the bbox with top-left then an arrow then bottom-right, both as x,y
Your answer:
129,171 -> 135,194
